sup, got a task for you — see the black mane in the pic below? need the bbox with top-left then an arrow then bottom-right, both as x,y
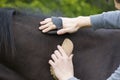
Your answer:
0,9 -> 16,65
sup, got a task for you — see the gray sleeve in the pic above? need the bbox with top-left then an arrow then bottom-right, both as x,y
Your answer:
107,65 -> 120,80
90,10 -> 120,30
68,77 -> 80,80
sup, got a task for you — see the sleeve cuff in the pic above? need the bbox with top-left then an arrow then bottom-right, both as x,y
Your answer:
68,77 -> 80,80
90,14 -> 104,30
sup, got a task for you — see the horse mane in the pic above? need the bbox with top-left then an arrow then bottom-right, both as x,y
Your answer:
0,8 -> 16,65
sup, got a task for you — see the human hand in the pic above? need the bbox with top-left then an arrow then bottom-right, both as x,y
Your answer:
39,17 -> 80,35
49,45 -> 74,80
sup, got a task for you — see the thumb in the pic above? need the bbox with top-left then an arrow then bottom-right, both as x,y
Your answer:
57,28 -> 69,35
69,54 -> 74,60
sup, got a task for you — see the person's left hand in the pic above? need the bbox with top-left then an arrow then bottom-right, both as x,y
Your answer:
49,45 -> 74,80
39,18 -> 56,33
39,17 -> 80,35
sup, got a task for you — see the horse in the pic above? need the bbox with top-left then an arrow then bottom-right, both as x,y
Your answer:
0,8 -> 120,80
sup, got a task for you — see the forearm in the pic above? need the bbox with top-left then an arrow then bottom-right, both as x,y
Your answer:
76,16 -> 92,29
77,10 -> 120,30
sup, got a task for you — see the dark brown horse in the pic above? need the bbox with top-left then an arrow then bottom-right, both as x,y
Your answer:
0,8 -> 120,80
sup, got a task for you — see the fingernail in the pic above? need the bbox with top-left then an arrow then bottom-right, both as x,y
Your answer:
57,31 -> 62,35
40,22 -> 43,24
39,27 -> 41,30
72,54 -> 74,56
42,30 -> 45,33
57,45 -> 60,47
54,50 -> 57,53
57,31 -> 60,34
57,45 -> 61,48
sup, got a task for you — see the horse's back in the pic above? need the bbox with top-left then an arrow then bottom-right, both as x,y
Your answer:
2,9 -> 120,80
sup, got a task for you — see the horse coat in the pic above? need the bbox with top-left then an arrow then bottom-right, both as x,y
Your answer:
0,8 -> 120,80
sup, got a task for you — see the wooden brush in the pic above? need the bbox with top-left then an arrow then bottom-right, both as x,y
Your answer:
50,38 -> 74,80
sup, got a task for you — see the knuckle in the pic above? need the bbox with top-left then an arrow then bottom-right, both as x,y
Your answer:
45,18 -> 48,21
49,26 -> 53,30
54,64 -> 57,67
52,25 -> 56,29
45,18 -> 51,21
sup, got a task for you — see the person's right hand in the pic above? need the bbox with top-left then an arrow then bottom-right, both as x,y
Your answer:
39,17 -> 81,35
49,45 -> 74,80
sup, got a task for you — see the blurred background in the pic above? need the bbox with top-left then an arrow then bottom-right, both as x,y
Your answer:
0,0 -> 116,17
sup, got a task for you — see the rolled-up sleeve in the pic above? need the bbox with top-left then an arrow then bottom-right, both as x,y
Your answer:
68,77 -> 80,80
90,10 -> 120,30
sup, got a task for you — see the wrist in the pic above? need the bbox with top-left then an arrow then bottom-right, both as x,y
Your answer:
76,16 -> 91,29
59,75 -> 74,80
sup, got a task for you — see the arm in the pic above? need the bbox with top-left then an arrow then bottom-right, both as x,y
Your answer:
39,10 -> 120,35
49,45 -> 80,80
39,16 -> 91,35
77,10 -> 120,30
107,65 -> 120,80
90,10 -> 120,30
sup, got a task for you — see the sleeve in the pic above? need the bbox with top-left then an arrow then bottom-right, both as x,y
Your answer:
90,10 -> 120,30
107,65 -> 120,80
68,77 -> 80,80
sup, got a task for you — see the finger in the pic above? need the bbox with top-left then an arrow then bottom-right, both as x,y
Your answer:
57,28 -> 69,35
40,18 -> 51,25
39,22 -> 52,30
42,25 -> 56,33
51,54 -> 58,62
57,45 -> 67,57
54,50 -> 62,59
69,54 -> 74,60
48,60 -> 55,67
